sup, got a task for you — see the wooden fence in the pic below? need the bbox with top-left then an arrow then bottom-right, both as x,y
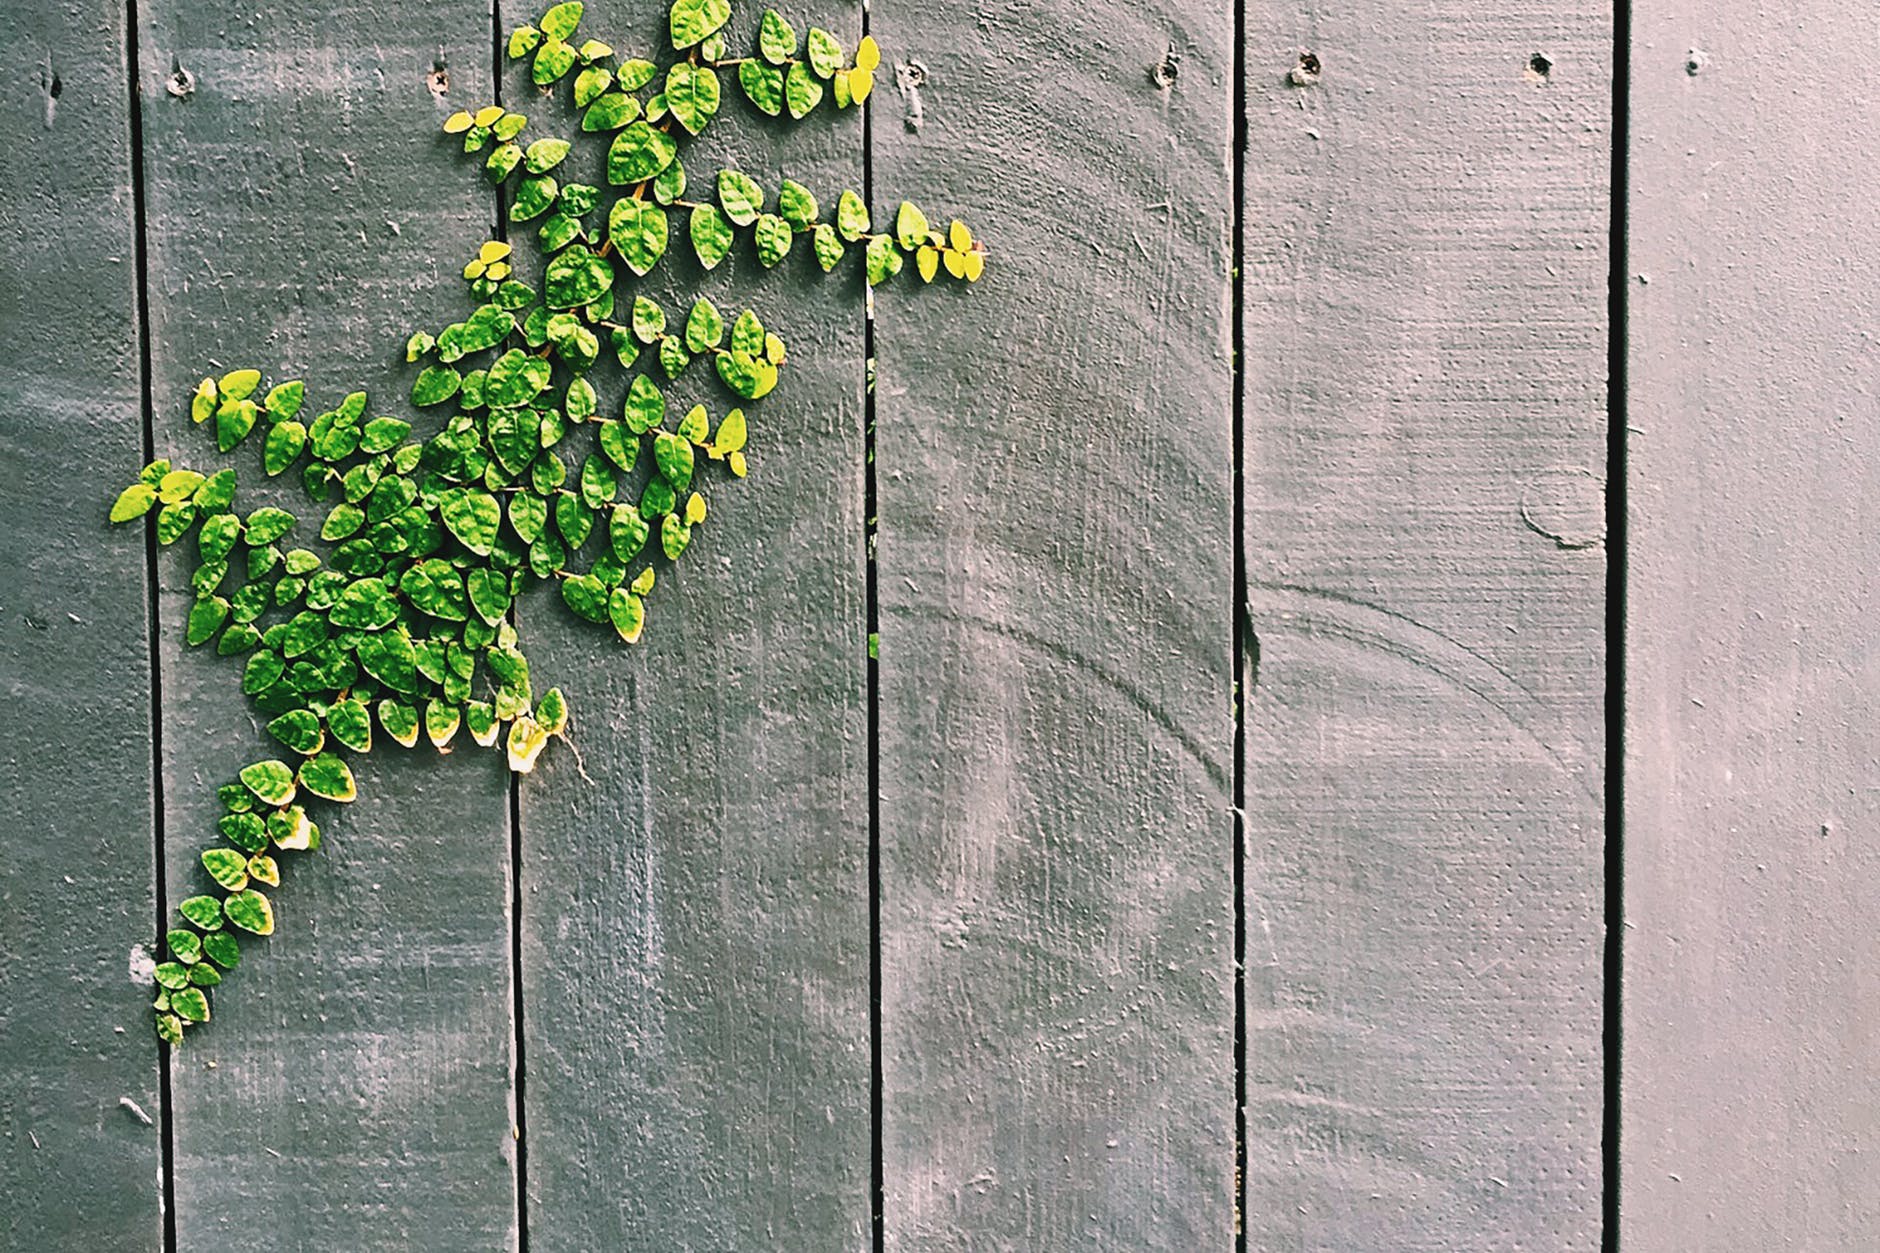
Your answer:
1,0 -> 1873,1247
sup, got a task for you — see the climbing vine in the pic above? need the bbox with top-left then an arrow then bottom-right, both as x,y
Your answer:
110,0 -> 982,1044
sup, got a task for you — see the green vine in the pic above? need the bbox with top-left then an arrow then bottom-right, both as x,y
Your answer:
110,0 -> 981,1045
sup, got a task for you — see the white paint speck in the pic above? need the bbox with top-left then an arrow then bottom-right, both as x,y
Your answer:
128,943 -> 156,984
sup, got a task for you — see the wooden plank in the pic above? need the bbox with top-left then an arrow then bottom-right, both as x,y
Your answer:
871,0 -> 1237,1244
1241,6 -> 1609,1248
0,5 -> 164,1247
1623,7 -> 1880,1244
134,4 -> 520,1247
512,8 -> 872,1249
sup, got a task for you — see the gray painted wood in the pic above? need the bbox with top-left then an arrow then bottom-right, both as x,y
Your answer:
1624,7 -> 1880,1245
134,3 -> 519,1247
512,7 -> 872,1249
871,0 -> 1238,1245
1241,7 -> 1609,1248
0,5 -> 163,1248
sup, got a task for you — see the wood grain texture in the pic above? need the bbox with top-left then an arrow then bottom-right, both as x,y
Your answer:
1241,5 -> 1609,1248
134,3 -> 519,1247
0,4 -> 163,1247
871,0 -> 1237,1246
512,6 -> 872,1249
1624,6 -> 1880,1245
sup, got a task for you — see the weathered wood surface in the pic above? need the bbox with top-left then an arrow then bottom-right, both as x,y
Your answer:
512,5 -> 873,1249
871,0 -> 1239,1245
1241,6 -> 1610,1248
1623,6 -> 1880,1245
0,4 -> 163,1248
134,2 -> 520,1246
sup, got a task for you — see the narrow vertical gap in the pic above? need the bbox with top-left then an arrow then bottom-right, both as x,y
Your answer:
1229,0 -> 1250,1245
860,2 -> 884,1247
490,4 -> 529,1249
123,0 -> 176,1247
1602,1 -> 1630,1249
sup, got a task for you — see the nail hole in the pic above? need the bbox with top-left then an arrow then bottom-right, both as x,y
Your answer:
1149,44 -> 1179,89
1528,52 -> 1553,79
49,73 -> 63,99
1288,51 -> 1321,86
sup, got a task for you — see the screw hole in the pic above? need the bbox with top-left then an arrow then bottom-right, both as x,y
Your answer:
1528,52 -> 1553,79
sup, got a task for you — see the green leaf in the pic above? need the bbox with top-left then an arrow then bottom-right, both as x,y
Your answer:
243,507 -> 296,547
194,468 -> 238,512
111,483 -> 158,523
158,469 -> 204,504
357,628 -> 419,694
216,399 -> 258,452
608,198 -> 669,277
509,492 -> 548,545
534,38 -> 577,84
777,179 -> 819,230
298,753 -> 357,802
219,812 -> 268,853
661,513 -> 693,560
640,476 -> 677,518
689,203 -> 734,269
684,298 -> 724,353
425,701 -> 462,749
659,337 -> 691,379
540,0 -> 582,41
511,175 -> 559,222
223,889 -> 275,936
484,351 -> 553,413
508,24 -> 542,57
608,587 -> 646,642
665,63 -> 720,135
486,141 -> 524,182
653,160 -> 686,205
759,9 -> 797,63
379,698 -> 421,747
866,234 -> 903,284
268,805 -> 320,851
561,573 -> 609,623
574,64 -> 612,107
246,854 -> 280,888
678,403 -> 711,443
623,373 -> 665,433
579,453 -> 617,509
610,504 -> 650,560
330,576 -> 399,630
717,169 -> 764,226
807,27 -> 844,78
785,63 -> 823,118
328,698 -> 372,753
403,558 -> 470,621
836,190 -> 871,241
202,932 -> 241,969
410,364 -> 462,407
190,377 -> 217,424
168,929 -> 203,964
154,961 -> 190,990
202,848 -> 250,892
669,0 -> 731,49
582,91 -> 640,132
812,222 -> 843,272
239,760 -> 296,806
738,60 -> 784,116
219,368 -> 262,401
467,567 -> 510,625
607,121 -> 678,185
264,420 -> 307,475
524,137 -> 572,174
266,708 -> 326,754
263,379 -> 305,419
170,987 -> 211,1023
754,213 -> 793,267
896,201 -> 931,249
654,432 -> 695,491
715,349 -> 779,400
542,247 -> 614,309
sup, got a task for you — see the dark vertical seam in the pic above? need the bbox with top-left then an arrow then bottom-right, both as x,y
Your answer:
123,0 -> 176,1246
1602,1 -> 1630,1248
861,2 -> 884,1247
490,3 -> 528,1249
1229,0 -> 1249,1246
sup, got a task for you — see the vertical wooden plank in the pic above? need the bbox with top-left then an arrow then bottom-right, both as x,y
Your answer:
513,8 -> 871,1251
872,0 -> 1237,1244
1624,7 -> 1880,1244
1241,5 -> 1609,1248
135,3 -> 520,1247
0,4 -> 163,1247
